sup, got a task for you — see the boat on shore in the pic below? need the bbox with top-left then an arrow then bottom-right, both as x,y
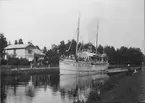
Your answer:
59,16 -> 109,75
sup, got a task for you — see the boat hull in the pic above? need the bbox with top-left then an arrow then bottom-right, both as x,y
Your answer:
59,60 -> 109,75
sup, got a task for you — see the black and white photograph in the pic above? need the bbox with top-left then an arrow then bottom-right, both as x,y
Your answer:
0,0 -> 145,103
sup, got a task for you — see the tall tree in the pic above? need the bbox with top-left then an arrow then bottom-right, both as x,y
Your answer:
0,33 -> 8,61
18,38 -> 23,44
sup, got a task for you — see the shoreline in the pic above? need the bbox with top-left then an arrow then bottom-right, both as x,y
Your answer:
1,65 -> 59,76
87,70 -> 145,102
1,65 -> 144,76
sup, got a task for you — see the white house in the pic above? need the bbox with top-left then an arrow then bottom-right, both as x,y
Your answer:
5,43 -> 45,62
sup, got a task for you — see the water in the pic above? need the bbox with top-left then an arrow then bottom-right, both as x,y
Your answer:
1,71 -> 145,103
1,73 -> 109,103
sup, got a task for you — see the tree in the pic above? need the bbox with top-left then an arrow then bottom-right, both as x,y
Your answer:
104,46 -> 116,64
18,39 -> 23,44
43,46 -> 47,54
15,40 -> 18,44
78,42 -> 84,51
35,45 -> 40,50
0,33 -> 8,62
97,45 -> 103,54
58,41 -> 65,56
45,49 -> 59,66
70,39 -> 77,55
118,46 -> 128,64
127,47 -> 143,65
65,40 -> 71,56
51,44 -> 57,50
83,42 -> 96,52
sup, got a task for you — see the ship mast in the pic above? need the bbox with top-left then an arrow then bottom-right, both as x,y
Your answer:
96,24 -> 99,54
76,14 -> 80,57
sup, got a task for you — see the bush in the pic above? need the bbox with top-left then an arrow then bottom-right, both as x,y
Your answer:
7,57 -> 30,66
8,57 -> 19,65
1,59 -> 8,65
19,58 -> 30,65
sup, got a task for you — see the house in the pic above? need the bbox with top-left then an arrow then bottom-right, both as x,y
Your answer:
4,43 -> 45,62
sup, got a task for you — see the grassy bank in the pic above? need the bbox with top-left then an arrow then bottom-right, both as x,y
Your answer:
1,64 -> 143,76
108,64 -> 141,69
0,65 -> 59,76
87,70 -> 145,102
0,65 -> 30,70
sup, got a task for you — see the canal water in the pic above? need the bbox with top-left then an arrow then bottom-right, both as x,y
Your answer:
1,71 -> 145,103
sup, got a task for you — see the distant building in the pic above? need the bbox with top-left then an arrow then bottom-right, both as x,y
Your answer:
4,43 -> 45,62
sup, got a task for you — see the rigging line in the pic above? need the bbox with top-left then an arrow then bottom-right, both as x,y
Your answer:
78,44 -> 82,52
65,40 -> 72,52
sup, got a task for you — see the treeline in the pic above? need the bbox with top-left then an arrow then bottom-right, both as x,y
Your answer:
43,39 -> 144,66
0,33 -> 144,66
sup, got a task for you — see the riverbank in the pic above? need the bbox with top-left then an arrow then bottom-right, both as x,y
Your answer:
1,65 -> 59,76
87,70 -> 145,102
108,64 -> 142,69
1,65 -> 144,76
1,64 -> 144,76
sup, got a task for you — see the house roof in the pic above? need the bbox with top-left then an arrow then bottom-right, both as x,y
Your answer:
5,44 -> 45,56
5,44 -> 34,50
34,49 -> 45,56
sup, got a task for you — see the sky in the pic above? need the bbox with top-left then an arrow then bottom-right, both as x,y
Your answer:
0,0 -> 144,53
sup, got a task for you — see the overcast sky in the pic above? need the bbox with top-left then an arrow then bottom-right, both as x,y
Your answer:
0,0 -> 144,53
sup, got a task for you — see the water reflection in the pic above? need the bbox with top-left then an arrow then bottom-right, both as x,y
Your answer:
1,74 -> 60,103
59,74 -> 109,103
25,76 -> 35,97
1,73 -> 109,103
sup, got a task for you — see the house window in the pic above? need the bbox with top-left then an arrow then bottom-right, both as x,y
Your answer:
28,50 -> 32,54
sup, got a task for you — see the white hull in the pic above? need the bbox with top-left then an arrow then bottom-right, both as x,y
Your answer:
59,60 -> 109,75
